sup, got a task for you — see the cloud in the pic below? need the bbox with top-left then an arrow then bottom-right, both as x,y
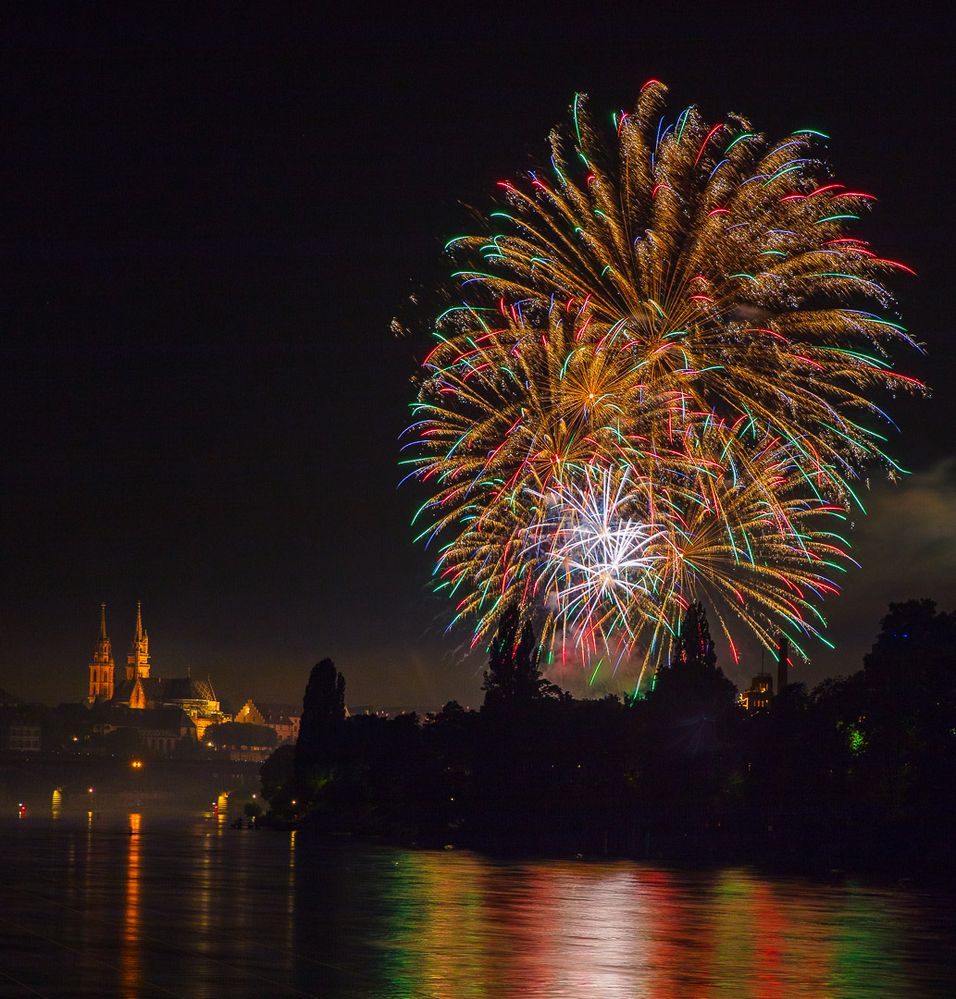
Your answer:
817,457 -> 956,681
703,458 -> 956,692
851,457 -> 956,599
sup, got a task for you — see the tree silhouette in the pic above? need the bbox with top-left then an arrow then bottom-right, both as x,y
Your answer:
673,600 -> 718,670
860,600 -> 956,822
646,601 -> 738,733
294,658 -> 346,783
863,599 -> 956,686
482,605 -> 556,707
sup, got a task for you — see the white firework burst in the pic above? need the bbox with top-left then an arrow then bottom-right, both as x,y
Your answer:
525,467 -> 666,653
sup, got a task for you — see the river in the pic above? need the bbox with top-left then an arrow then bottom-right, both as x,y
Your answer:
2,809 -> 955,997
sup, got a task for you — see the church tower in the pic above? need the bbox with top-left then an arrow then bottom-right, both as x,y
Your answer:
87,603 -> 115,703
126,600 -> 151,681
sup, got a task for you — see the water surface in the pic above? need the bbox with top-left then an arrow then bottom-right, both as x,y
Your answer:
1,812 -> 954,997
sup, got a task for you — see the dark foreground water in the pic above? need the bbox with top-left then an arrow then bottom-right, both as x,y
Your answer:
2,812 -> 956,998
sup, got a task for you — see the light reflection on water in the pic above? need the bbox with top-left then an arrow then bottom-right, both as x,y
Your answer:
121,812 -> 141,994
0,814 -> 954,998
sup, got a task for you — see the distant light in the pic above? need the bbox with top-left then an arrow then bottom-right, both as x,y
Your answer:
88,787 -> 94,793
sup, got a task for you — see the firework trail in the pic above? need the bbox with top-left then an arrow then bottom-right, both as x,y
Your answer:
402,81 -> 922,685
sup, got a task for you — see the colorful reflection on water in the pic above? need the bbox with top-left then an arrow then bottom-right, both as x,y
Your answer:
0,816 -> 954,997
369,854 -> 922,998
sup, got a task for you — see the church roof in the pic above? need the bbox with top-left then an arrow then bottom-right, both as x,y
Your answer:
140,678 -> 166,699
162,677 -> 217,702
111,676 -> 217,705
111,676 -> 164,705
111,678 -> 135,703
255,702 -> 300,723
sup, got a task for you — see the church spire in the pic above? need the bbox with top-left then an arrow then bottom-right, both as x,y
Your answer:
88,602 -> 115,704
127,601 -> 151,682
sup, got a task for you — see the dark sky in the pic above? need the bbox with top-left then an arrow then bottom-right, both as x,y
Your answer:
1,4 -> 953,709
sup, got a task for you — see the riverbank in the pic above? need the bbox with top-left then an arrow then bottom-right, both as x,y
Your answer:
267,802 -> 955,887
0,753 -> 262,819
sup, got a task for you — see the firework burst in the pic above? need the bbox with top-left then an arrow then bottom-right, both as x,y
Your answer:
403,81 -> 922,685
525,466 -> 665,657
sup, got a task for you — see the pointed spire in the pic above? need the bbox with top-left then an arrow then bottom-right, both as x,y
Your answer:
127,600 -> 150,682
89,601 -> 114,704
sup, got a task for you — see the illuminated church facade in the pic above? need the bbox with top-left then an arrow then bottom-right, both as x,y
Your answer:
86,602 -> 230,737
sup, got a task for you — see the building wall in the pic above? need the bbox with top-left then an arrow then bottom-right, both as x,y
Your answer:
4,725 -> 42,752
88,664 -> 114,703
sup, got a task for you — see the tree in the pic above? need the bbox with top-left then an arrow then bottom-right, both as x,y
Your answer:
651,601 -> 735,706
673,600 -> 718,670
644,601 -> 739,744
863,599 -> 956,688
294,658 -> 346,783
862,598 -> 956,757
482,606 -> 556,707
860,600 -> 956,821
261,743 -> 295,802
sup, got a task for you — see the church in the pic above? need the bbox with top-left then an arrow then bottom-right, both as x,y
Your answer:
87,602 -> 230,738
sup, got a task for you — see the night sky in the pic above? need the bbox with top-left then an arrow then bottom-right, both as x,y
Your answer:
2,5 -> 953,709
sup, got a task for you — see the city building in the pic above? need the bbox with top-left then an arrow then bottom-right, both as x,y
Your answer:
85,603 -> 230,737
206,720 -> 277,762
87,603 -> 114,703
234,699 -> 301,744
740,673 -> 774,712
109,601 -> 154,707
2,723 -> 41,752
138,707 -> 196,756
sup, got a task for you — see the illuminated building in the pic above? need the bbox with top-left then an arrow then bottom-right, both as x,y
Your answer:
87,603 -> 115,703
0,687 -> 42,753
739,674 -> 773,713
156,677 -> 230,739
111,602 -> 152,706
234,700 -> 301,744
85,602 -> 231,738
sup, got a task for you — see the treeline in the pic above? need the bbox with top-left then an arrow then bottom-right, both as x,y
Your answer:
262,599 -> 956,874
